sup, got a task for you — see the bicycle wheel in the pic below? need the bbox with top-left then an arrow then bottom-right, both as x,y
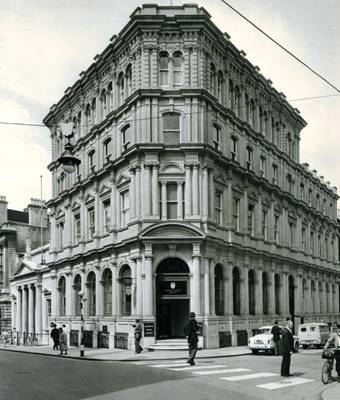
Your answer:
321,361 -> 331,384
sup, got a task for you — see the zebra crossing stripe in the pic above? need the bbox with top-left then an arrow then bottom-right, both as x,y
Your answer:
168,365 -> 227,371
192,368 -> 252,375
256,377 -> 315,390
221,372 -> 278,381
150,363 -> 189,368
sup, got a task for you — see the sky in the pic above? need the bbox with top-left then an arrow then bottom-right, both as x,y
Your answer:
0,0 -> 340,210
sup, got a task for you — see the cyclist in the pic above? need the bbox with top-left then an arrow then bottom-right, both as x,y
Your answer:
324,322 -> 340,382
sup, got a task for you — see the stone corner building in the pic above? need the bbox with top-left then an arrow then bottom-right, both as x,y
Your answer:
12,4 -> 340,349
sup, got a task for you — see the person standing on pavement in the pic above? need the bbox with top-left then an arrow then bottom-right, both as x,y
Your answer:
1,330 -> 10,348
280,320 -> 294,377
271,321 -> 282,356
133,319 -> 143,354
184,312 -> 200,366
324,322 -> 340,381
58,327 -> 68,356
50,324 -> 59,350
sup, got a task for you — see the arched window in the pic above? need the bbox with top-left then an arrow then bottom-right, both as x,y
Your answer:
248,270 -> 255,315
245,94 -> 250,123
87,272 -> 96,316
250,100 -> 256,128
125,64 -> 132,97
259,106 -> 263,133
91,98 -> 96,125
215,265 -> 224,316
163,113 -> 180,145
103,138 -> 112,161
275,273 -> 280,314
234,86 -> 241,117
88,149 -> 95,173
107,82 -> 113,111
217,71 -> 223,102
159,51 -> 169,86
120,265 -> 132,316
58,276 -> 66,316
262,271 -> 269,315
287,132 -> 293,156
233,267 -> 240,315
117,72 -> 124,106
74,275 -> 82,316
100,89 -> 107,121
210,63 -> 216,94
85,104 -> 91,134
263,111 -> 268,136
173,51 -> 183,85
103,269 -> 112,316
229,79 -> 234,110
121,124 -> 131,151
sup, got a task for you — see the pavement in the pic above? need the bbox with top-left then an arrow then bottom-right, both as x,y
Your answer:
1,343 -> 339,400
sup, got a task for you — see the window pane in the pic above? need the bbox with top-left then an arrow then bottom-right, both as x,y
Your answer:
173,71 -> 182,84
159,55 -> 169,69
167,203 -> 177,219
163,113 -> 180,130
167,184 -> 177,201
164,131 -> 179,145
160,71 -> 169,85
173,53 -> 182,68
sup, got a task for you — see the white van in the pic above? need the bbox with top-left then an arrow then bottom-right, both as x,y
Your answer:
298,323 -> 331,349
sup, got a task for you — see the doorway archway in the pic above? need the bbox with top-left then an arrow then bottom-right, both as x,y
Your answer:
156,257 -> 190,339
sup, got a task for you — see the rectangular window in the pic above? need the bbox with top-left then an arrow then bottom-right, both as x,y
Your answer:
122,125 -> 131,151
272,164 -> 278,185
248,204 -> 255,236
300,183 -> 305,201
302,227 -> 306,251
310,231 -> 314,254
215,191 -> 222,225
325,237 -> 329,259
103,200 -> 111,233
88,208 -> 95,239
289,223 -> 295,246
233,198 -> 239,231
159,53 -> 169,86
213,125 -> 220,151
274,215 -> 279,244
74,213 -> 81,243
246,147 -> 253,170
163,113 -> 180,145
167,183 -> 178,219
260,157 -> 266,178
57,222 -> 64,248
318,234 -> 322,257
231,137 -> 238,161
120,191 -> 129,227
308,189 -> 313,207
262,210 -> 268,240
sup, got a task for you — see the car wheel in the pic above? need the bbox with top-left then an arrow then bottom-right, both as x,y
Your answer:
252,350 -> 259,355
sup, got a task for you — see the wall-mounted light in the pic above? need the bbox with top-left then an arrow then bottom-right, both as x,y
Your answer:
57,122 -> 81,174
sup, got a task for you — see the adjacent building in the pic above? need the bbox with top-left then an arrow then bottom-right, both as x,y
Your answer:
11,4 -> 340,349
0,197 -> 49,334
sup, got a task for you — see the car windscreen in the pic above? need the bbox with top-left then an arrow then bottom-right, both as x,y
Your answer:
256,328 -> 271,335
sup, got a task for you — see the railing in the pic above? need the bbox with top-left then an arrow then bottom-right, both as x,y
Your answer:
22,333 -> 50,346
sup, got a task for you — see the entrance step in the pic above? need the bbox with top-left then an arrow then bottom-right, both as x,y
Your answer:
147,339 -> 202,351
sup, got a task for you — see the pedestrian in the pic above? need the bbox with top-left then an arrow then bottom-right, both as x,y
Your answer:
1,330 -> 10,348
324,322 -> 340,382
133,319 -> 143,354
58,327 -> 68,356
271,320 -> 282,356
280,320 -> 294,377
50,324 -> 59,350
184,312 -> 200,366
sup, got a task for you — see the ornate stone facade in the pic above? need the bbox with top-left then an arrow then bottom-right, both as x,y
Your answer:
11,4 -> 340,349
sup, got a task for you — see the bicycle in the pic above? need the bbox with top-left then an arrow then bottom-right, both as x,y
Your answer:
321,349 -> 337,384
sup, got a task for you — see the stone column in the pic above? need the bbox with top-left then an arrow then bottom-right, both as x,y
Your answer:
294,274 -> 302,316
192,163 -> 199,216
143,164 -> 152,217
50,213 -> 56,252
51,275 -> 57,318
192,255 -> 201,316
35,283 -> 42,338
209,168 -> 215,220
22,286 -> 28,334
131,259 -> 137,316
28,285 -> 34,334
144,245 -> 153,317
136,257 -> 143,316
185,163 -> 192,218
203,258 -> 210,316
177,181 -> 183,220
225,263 -> 233,315
152,163 -> 160,217
161,182 -> 167,220
94,187 -> 100,236
268,271 -> 275,315
115,185 -> 121,228
135,165 -> 142,219
280,273 -> 288,315
242,188 -> 248,234
209,259 -> 215,315
41,292 -> 48,334
202,166 -> 209,219
95,268 -> 102,316
66,272 -> 73,316
321,281 -> 327,313
130,167 -> 136,219
80,196 -> 86,241
255,269 -> 263,315
241,266 -> 249,315
111,262 -> 117,317
16,288 -> 22,336
110,178 -> 117,229
64,205 -> 72,246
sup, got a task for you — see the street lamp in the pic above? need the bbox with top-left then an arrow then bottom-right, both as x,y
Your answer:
57,122 -> 81,174
78,289 -> 87,357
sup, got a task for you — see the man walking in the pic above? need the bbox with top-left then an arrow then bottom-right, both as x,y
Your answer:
324,322 -> 340,382
271,320 -> 281,356
50,324 -> 59,350
184,312 -> 200,366
281,320 -> 294,377
134,319 -> 143,354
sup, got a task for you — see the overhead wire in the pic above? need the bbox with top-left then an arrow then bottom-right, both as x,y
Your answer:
217,0 -> 340,94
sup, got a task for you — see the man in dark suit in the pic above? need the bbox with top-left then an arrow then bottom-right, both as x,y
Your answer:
184,312 -> 200,366
281,320 -> 294,377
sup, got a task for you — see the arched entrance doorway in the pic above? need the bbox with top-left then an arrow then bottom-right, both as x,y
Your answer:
156,257 -> 190,339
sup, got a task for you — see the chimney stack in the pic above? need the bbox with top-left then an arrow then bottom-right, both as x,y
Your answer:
0,196 -> 8,226
26,198 -> 47,227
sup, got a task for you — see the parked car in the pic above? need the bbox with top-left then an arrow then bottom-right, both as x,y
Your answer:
248,325 -> 299,355
298,323 -> 331,349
